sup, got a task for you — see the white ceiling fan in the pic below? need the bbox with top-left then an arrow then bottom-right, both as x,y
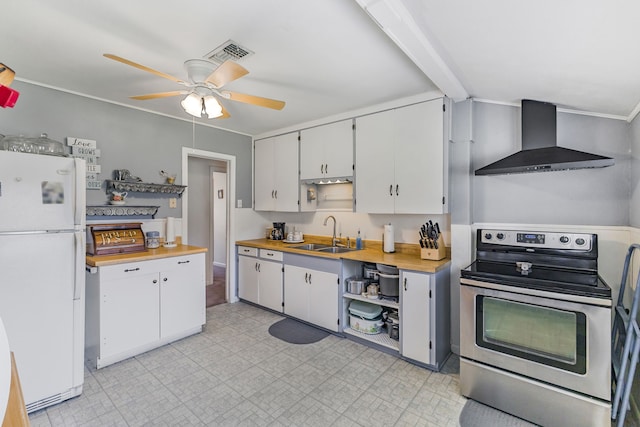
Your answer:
104,54 -> 285,119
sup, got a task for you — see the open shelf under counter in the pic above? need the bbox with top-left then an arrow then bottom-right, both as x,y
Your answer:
342,292 -> 399,310
343,327 -> 400,352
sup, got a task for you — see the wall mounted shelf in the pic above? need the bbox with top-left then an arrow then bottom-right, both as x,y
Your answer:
87,205 -> 159,218
105,180 -> 186,196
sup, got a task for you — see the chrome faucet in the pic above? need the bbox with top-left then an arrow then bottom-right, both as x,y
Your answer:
323,215 -> 338,246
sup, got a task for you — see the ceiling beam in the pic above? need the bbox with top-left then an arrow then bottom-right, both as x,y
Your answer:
354,0 -> 468,101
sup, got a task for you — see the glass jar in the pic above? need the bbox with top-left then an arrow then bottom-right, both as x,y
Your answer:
146,231 -> 160,249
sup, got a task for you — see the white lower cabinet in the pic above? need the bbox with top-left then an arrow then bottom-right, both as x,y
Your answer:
400,269 -> 450,369
401,271 -> 433,365
283,254 -> 340,332
237,247 -> 283,312
85,253 -> 206,369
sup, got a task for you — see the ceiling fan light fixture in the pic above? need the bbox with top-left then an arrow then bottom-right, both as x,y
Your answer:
203,95 -> 223,118
181,93 -> 223,119
181,93 -> 203,117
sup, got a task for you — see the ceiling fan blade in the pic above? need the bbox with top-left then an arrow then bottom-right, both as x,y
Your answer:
219,104 -> 231,119
221,91 -> 285,110
130,91 -> 186,100
206,61 -> 249,88
104,54 -> 184,84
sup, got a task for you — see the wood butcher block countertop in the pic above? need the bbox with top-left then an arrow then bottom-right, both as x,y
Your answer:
86,244 -> 207,267
236,235 -> 450,274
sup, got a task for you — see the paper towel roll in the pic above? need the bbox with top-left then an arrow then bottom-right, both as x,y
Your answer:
383,223 -> 395,253
164,216 -> 177,247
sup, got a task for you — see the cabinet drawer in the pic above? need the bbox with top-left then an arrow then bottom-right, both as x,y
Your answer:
158,254 -> 204,271
259,249 -> 283,261
99,261 -> 155,281
238,246 -> 258,257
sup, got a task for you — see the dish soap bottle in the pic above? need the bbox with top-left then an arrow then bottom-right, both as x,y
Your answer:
356,229 -> 363,249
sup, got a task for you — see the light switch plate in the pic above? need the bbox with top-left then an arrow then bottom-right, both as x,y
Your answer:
169,198 -> 177,208
237,199 -> 242,208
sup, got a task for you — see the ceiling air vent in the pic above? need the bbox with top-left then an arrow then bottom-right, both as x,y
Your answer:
205,40 -> 254,63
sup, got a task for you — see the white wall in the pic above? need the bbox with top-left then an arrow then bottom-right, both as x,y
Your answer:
630,113 -> 640,228
470,102 -> 630,225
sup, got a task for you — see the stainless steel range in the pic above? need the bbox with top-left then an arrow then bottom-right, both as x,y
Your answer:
460,229 -> 612,427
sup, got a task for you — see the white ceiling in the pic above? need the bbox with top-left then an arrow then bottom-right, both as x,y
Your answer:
2,0 -> 639,137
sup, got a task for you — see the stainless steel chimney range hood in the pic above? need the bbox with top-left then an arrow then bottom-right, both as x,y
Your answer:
475,100 -> 615,176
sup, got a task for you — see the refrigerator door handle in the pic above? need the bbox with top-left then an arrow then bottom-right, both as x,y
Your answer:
73,158 -> 86,226
73,231 -> 85,301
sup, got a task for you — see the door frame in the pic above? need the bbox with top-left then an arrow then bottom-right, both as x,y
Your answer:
181,147 -> 238,303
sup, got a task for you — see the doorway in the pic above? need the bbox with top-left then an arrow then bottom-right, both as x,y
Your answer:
209,168 -> 227,306
181,147 -> 237,307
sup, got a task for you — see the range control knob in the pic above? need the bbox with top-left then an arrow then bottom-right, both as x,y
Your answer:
484,233 -> 492,240
575,238 -> 586,246
496,233 -> 505,240
559,236 -> 570,244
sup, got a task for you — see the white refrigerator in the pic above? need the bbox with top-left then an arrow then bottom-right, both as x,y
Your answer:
0,150 -> 85,412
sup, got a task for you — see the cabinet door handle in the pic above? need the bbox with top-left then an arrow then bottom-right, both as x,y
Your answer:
320,164 -> 324,174
124,267 -> 140,273
389,185 -> 393,196
178,260 -> 190,264
153,279 -> 158,284
304,272 -> 308,283
255,262 -> 258,271
274,190 -> 278,199
325,164 -> 328,175
258,263 -> 261,273
308,273 -> 312,284
396,185 -> 399,196
243,249 -> 250,253
404,277 -> 407,291
163,277 -> 168,282
271,190 -> 275,199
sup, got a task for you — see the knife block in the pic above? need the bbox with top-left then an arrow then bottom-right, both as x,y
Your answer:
420,235 -> 446,260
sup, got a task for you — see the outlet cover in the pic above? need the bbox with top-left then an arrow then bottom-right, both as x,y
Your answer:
237,199 -> 242,208
169,198 -> 177,208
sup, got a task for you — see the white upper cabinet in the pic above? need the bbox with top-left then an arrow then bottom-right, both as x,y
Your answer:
300,120 -> 354,181
254,132 -> 299,212
355,98 -> 449,214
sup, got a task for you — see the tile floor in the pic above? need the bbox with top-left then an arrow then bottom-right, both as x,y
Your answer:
27,302 -> 466,426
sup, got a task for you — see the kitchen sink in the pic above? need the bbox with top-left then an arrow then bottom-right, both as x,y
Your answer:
290,243 -> 360,253
290,243 -> 332,251
316,246 -> 359,254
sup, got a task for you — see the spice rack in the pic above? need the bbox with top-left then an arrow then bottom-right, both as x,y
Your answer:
86,205 -> 159,218
105,180 -> 186,196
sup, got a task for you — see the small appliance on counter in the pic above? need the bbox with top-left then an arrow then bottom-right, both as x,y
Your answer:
87,223 -> 146,255
271,222 -> 286,240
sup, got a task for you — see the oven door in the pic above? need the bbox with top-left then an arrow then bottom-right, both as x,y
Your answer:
460,279 -> 611,401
